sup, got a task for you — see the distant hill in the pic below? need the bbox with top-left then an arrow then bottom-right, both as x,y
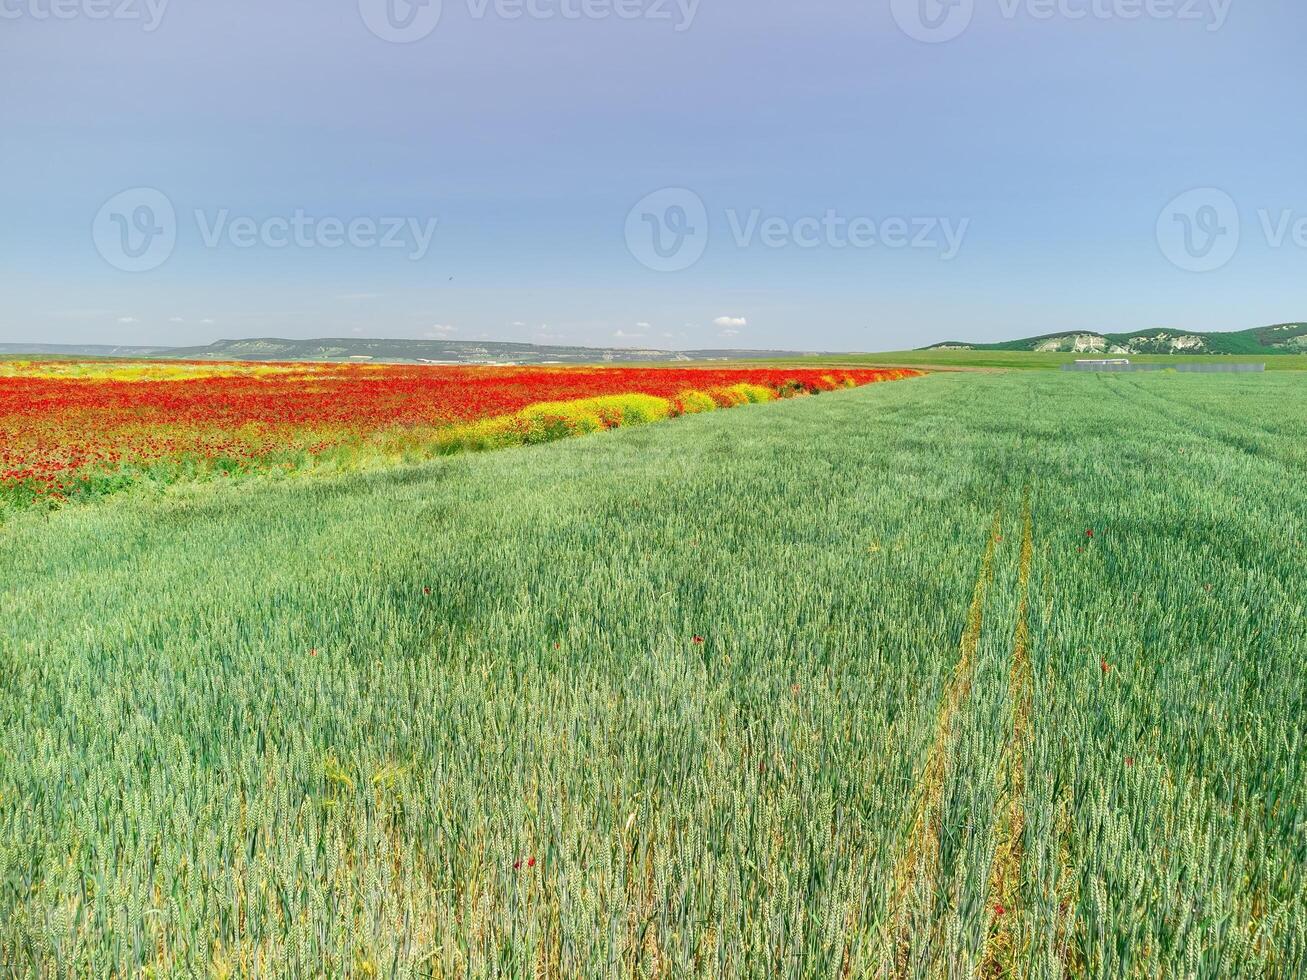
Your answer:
0,343 -> 172,357
923,323 -> 1307,356
1,337 -> 821,365
11,326 -> 1304,364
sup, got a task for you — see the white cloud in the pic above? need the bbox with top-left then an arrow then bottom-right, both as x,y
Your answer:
714,316 -> 747,329
614,329 -> 645,340
512,321 -> 527,328
424,324 -> 456,339
168,316 -> 185,324
636,321 -> 652,329
117,316 -> 137,324
201,318 -> 215,325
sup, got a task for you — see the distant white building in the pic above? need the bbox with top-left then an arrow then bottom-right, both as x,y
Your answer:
1076,358 -> 1130,366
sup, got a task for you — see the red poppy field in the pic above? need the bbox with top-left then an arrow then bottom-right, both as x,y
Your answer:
0,360 -> 919,507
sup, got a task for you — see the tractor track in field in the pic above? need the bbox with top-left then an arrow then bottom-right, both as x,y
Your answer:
978,493 -> 1035,979
885,509 -> 1003,978
1113,378 -> 1303,472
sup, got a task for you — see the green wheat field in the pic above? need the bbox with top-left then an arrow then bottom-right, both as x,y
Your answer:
3,370 -> 1305,977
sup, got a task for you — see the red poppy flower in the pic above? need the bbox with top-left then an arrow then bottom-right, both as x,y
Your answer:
1086,529 -> 1094,538
527,857 -> 536,868
513,860 -> 521,870
1101,659 -> 1110,675
1125,757 -> 1134,768
995,903 -> 1006,916
310,648 -> 318,657
423,587 -> 431,595
692,635 -> 704,645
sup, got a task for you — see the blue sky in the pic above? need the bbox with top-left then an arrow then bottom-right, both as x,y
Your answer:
2,0 -> 1304,351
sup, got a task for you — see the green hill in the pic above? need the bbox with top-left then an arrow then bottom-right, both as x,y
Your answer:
924,323 -> 1307,356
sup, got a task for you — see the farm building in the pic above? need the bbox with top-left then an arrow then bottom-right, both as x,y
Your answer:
1063,360 -> 1267,373
1062,359 -> 1164,372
